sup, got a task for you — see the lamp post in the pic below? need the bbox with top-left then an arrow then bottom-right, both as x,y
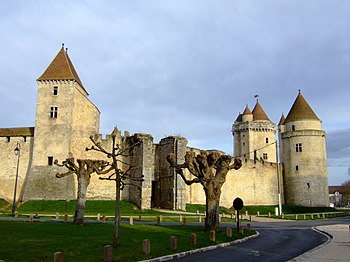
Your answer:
11,143 -> 20,216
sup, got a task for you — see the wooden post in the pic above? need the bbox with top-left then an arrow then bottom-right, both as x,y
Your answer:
179,215 -> 182,222
104,245 -> 113,262
156,216 -> 161,225
54,252 -> 64,262
226,227 -> 232,237
102,216 -> 106,223
182,217 -> 187,225
303,214 -> 306,220
29,214 -> 33,223
170,236 -> 177,250
239,226 -> 244,234
64,214 -> 68,223
210,230 -> 215,241
143,239 -> 150,255
129,216 -> 134,225
246,223 -> 251,232
190,233 -> 197,246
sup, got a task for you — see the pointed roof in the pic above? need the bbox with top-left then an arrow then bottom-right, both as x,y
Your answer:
285,91 -> 320,123
242,105 -> 252,115
252,101 -> 270,121
37,44 -> 87,94
278,114 -> 285,125
235,113 -> 242,122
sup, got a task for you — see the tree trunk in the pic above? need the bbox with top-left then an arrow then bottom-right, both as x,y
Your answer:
204,183 -> 221,231
74,174 -> 88,225
113,178 -> 121,247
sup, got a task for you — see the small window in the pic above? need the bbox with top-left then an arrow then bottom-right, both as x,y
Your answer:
243,142 -> 245,146
263,153 -> 268,160
50,106 -> 58,118
48,156 -> 54,166
295,165 -> 299,171
53,86 -> 58,96
292,125 -> 295,131
6,136 -> 10,142
307,183 -> 310,189
265,138 -> 269,144
23,136 -> 27,142
296,143 -> 302,152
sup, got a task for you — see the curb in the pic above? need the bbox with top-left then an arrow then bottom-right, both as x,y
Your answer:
287,226 -> 333,262
140,231 -> 260,262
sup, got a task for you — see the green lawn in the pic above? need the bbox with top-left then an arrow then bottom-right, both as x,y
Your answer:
0,221 -> 254,262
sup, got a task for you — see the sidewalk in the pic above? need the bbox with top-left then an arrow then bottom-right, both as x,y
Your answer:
295,224 -> 350,261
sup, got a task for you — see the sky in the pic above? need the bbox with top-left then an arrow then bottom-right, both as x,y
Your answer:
0,0 -> 349,185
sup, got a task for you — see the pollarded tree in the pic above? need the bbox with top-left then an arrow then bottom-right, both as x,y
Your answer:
55,158 -> 109,225
167,150 -> 242,231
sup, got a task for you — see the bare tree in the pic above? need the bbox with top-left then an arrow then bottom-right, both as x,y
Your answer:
55,158 -> 109,225
167,150 -> 242,230
86,135 -> 141,247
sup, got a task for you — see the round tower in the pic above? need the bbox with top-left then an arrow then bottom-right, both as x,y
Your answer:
232,101 -> 276,162
280,91 -> 329,207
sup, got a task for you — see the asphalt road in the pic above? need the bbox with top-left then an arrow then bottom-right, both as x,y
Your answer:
176,217 -> 350,262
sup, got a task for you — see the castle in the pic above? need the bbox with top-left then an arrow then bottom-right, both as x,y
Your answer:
0,46 -> 329,210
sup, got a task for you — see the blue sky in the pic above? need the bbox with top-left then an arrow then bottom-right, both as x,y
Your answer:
0,0 -> 349,185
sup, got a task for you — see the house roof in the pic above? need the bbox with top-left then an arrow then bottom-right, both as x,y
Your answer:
0,127 -> 35,137
37,45 -> 88,94
285,91 -> 320,123
252,101 -> 270,121
329,186 -> 348,194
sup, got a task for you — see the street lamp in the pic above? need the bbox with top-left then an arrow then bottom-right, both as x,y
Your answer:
12,143 -> 20,216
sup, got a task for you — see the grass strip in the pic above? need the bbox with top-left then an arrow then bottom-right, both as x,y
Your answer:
0,221 -> 254,262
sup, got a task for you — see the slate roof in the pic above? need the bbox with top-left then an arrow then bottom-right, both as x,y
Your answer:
37,45 -> 88,94
285,91 -> 320,123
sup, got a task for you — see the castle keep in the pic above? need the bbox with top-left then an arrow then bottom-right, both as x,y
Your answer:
0,46 -> 329,209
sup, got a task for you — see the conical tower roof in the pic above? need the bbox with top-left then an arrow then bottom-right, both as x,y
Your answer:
285,91 -> 320,123
37,45 -> 87,94
242,105 -> 252,115
278,114 -> 285,125
235,113 -> 242,122
252,101 -> 270,121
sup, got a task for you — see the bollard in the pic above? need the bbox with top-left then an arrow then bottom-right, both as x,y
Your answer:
104,245 -> 113,262
246,223 -> 251,232
245,210 -> 249,217
139,215 -> 142,222
102,216 -> 106,223
303,214 -> 306,220
97,213 -> 101,221
295,214 -> 298,220
311,214 -> 314,219
156,216 -> 161,225
322,213 -> 325,219
183,217 -> 187,225
190,233 -> 197,246
257,211 -> 260,216
219,216 -> 221,223
196,210 -> 199,215
239,226 -> 244,234
282,213 -> 285,219
317,214 -> 320,219
198,215 -> 202,223
29,214 -> 34,223
15,211 -> 18,218
54,252 -> 64,262
159,215 -> 163,223
64,214 -> 68,223
210,230 -> 215,241
179,215 -> 182,222
170,236 -> 177,250
143,239 -> 150,255
230,213 -> 233,219
129,216 -> 134,225
226,227 -> 232,237
275,207 -> 279,216
55,212 -> 59,220
268,212 -> 271,218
